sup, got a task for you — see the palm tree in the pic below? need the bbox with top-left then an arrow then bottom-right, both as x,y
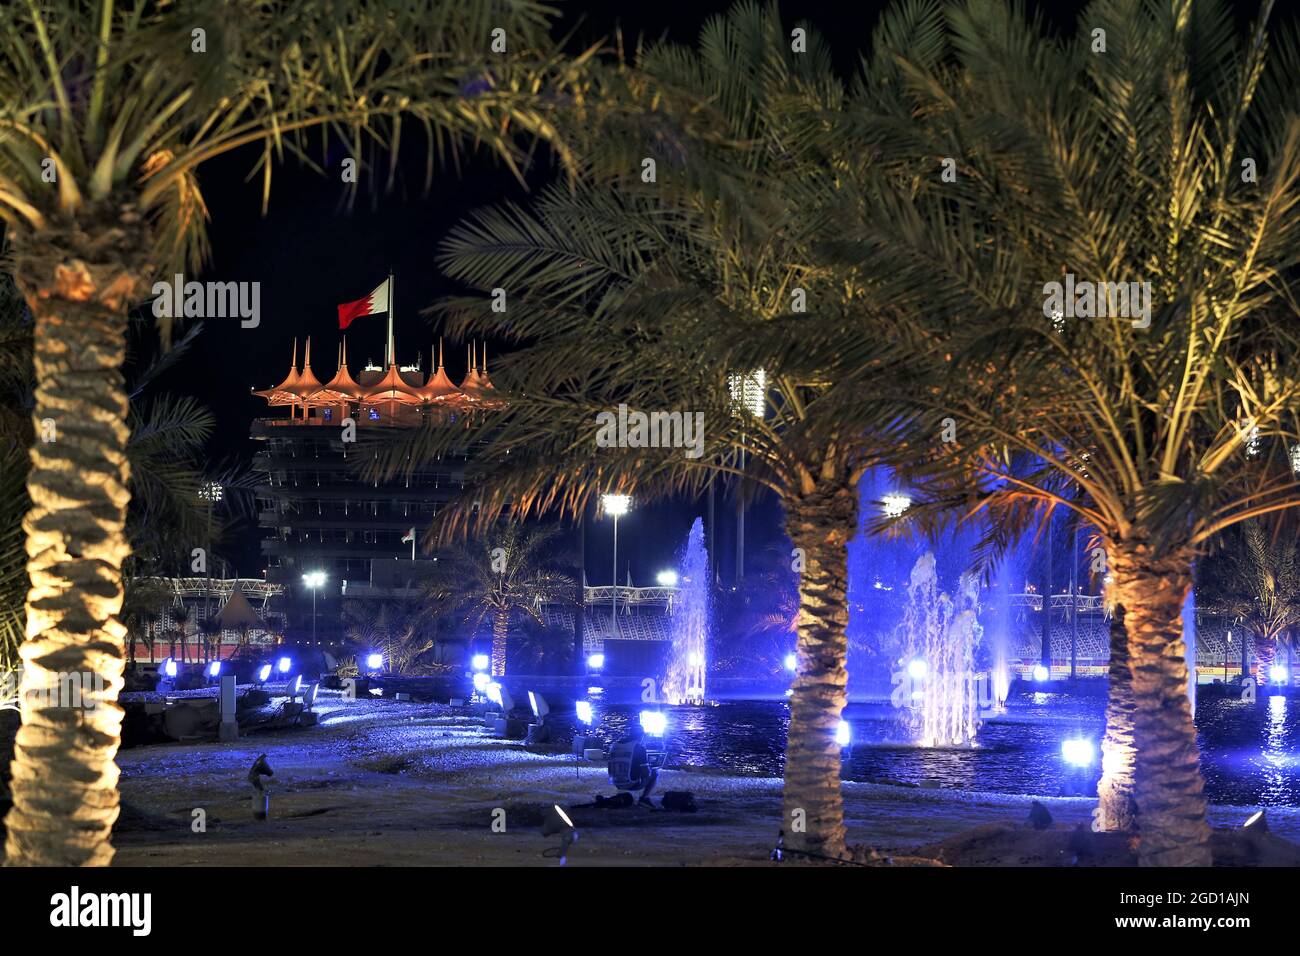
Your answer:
0,273 -> 31,679
342,597 -> 436,675
169,603 -> 191,665
1198,521 -> 1300,678
119,577 -> 170,666
373,3 -> 894,860
428,524 -> 577,676
0,0 -> 583,866
838,0 -> 1300,865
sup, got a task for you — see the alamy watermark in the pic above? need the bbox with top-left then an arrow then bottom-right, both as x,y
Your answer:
1042,273 -> 1151,329
152,273 -> 260,328
1,668 -> 106,712
595,403 -> 705,460
890,667 -> 1006,719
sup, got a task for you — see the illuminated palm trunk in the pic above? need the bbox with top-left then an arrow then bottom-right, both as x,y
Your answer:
780,481 -> 856,861
1252,632 -> 1276,678
1097,602 -> 1138,831
1110,541 -> 1211,866
491,609 -> 508,676
4,218 -> 143,866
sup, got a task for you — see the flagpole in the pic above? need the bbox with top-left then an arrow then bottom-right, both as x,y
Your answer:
387,269 -> 395,367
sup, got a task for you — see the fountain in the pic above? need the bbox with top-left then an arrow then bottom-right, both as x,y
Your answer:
663,517 -> 710,705
900,552 -> 985,747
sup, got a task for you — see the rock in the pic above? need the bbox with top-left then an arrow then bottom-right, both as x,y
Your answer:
661,790 -> 697,812
919,778 -> 942,790
1026,800 -> 1053,830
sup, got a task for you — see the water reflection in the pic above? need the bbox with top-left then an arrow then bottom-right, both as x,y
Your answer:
589,690 -> 1300,805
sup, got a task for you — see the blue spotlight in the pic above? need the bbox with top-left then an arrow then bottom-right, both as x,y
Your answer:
207,661 -> 222,679
471,654 -> 490,671
473,672 -> 490,693
835,720 -> 851,748
908,658 -> 928,680
784,653 -> 797,672
640,710 -> 667,736
587,653 -> 605,670
575,700 -> 594,725
1061,738 -> 1095,767
366,652 -> 383,671
1033,664 -> 1050,682
1270,665 -> 1289,684
277,656 -> 292,674
162,658 -> 178,678
256,663 -> 272,684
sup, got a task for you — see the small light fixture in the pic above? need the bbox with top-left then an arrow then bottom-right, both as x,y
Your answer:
656,570 -> 679,587
277,656 -> 292,674
528,691 -> 550,721
784,653 -> 797,672
1033,664 -> 1050,682
471,653 -> 489,671
640,710 -> 667,736
907,658 -> 927,680
1061,738 -> 1095,767
1270,665 -> 1289,684
541,804 -> 577,862
575,700 -> 593,725
835,720 -> 851,748
587,653 -> 605,670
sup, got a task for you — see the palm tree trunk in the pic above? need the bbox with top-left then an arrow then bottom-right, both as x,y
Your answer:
780,480 -> 857,862
1097,601 -> 1138,831
1252,632 -> 1276,679
1110,540 -> 1211,866
491,610 -> 508,676
5,227 -> 142,866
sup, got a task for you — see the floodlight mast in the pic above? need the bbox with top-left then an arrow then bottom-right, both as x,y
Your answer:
601,495 -> 631,644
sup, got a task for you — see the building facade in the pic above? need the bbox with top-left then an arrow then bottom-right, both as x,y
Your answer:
251,336 -> 498,643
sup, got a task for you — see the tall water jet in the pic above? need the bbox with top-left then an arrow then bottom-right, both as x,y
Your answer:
663,517 -> 710,704
900,552 -> 984,746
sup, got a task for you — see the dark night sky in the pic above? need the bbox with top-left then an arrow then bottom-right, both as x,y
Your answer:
160,0 -> 1190,579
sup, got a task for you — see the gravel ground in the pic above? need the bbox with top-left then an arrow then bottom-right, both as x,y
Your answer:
110,693 -> 1299,867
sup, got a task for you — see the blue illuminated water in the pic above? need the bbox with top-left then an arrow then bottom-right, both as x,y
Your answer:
591,689 -> 1300,806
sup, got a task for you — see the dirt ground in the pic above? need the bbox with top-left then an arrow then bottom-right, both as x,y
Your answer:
109,694 -> 1299,867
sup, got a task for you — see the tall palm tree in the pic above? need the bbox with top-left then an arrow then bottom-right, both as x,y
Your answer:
0,0 -> 584,866
374,3 -> 898,860
1198,521 -> 1300,677
428,523 -> 577,676
0,273 -> 32,679
839,0 -> 1300,865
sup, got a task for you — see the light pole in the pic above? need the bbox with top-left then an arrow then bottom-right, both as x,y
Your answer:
601,494 -> 631,641
1070,524 -> 1079,681
198,481 -> 223,663
727,369 -> 766,584
302,570 -> 326,644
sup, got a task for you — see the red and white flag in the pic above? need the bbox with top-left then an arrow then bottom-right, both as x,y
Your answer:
401,527 -> 415,544
337,279 -> 390,330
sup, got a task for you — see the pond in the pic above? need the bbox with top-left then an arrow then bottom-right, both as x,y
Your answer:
582,688 -> 1299,806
